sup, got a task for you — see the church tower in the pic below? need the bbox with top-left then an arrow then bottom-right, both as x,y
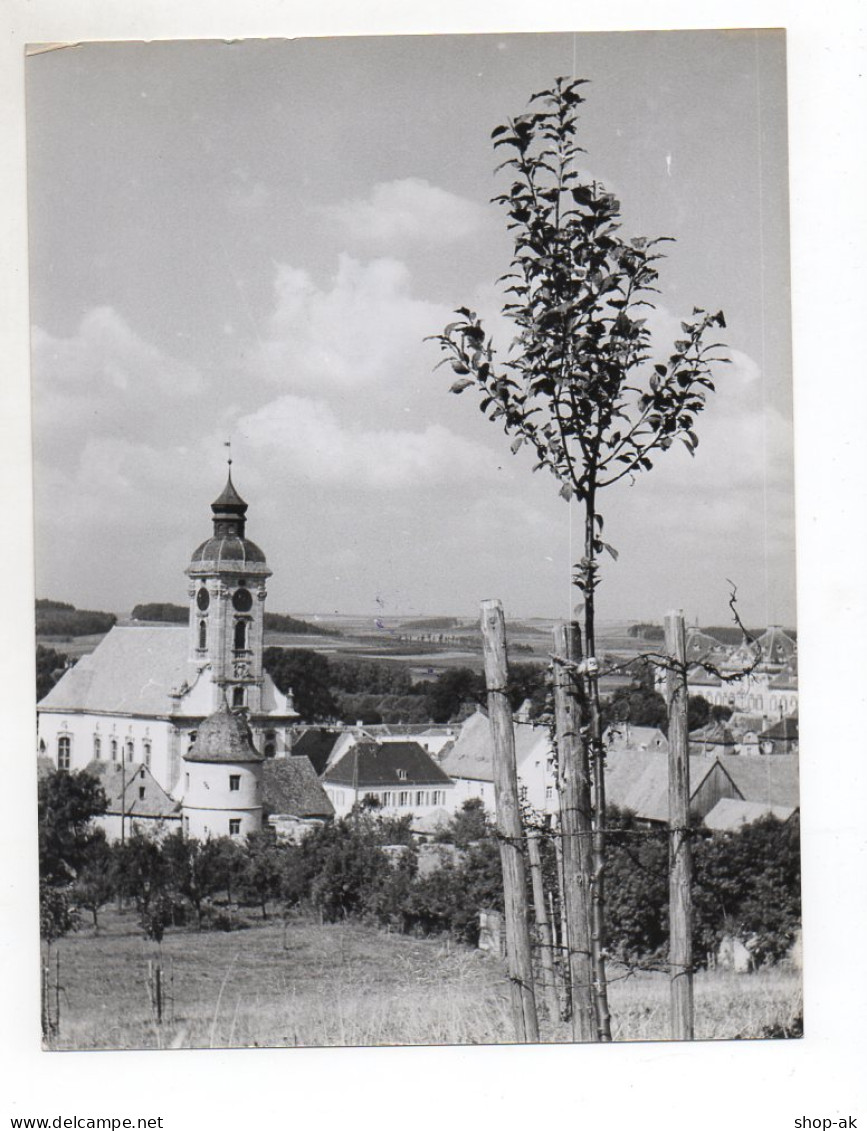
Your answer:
186,469 -> 271,715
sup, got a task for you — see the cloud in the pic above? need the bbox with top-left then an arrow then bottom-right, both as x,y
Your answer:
323,178 -> 488,247
236,393 -> 501,489
31,306 -> 203,462
253,254 -> 449,390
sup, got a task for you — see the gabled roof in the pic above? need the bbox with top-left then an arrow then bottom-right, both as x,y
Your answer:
324,740 -> 452,788
605,724 -> 669,752
263,757 -> 335,818
438,709 -> 494,782
86,760 -> 180,819
760,715 -> 799,741
290,729 -> 342,776
716,755 -> 800,808
754,625 -> 797,666
686,665 -> 723,687
689,722 -> 738,752
38,626 -> 201,716
703,797 -> 798,831
605,750 -> 727,823
685,629 -> 724,663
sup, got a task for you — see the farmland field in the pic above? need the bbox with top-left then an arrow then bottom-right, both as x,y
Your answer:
43,909 -> 802,1050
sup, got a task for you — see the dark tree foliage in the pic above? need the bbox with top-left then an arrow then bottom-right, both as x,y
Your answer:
113,831 -> 168,914
687,694 -> 711,731
71,830 -> 115,930
601,665 -> 668,733
241,831 -> 284,919
39,881 -> 80,944
605,808 -> 669,964
436,798 -> 490,848
36,645 -> 68,702
330,658 -> 413,696
416,667 -> 485,723
35,600 -> 116,637
263,647 -> 339,722
161,831 -> 229,929
301,817 -> 395,922
131,602 -> 187,623
693,815 -> 801,966
38,769 -> 108,884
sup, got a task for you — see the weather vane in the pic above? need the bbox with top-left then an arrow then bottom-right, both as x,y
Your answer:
224,439 -> 232,469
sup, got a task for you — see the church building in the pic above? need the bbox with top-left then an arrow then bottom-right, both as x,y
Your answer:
37,471 -> 298,801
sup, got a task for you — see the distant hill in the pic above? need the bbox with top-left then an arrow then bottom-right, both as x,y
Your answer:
131,602 -> 333,636
399,616 -> 461,631
36,599 -> 117,638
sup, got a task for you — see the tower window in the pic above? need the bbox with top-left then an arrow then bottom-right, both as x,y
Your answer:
198,619 -> 208,650
57,735 -> 71,771
229,774 -> 241,792
233,619 -> 248,651
229,819 -> 241,836
232,686 -> 245,709
264,731 -> 276,758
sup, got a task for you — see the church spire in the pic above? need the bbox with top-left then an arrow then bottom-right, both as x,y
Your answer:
211,468 -> 248,538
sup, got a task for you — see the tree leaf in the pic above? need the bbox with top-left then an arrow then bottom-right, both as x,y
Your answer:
450,377 -> 474,394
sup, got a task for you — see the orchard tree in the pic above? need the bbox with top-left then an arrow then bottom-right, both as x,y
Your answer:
431,77 -> 727,1038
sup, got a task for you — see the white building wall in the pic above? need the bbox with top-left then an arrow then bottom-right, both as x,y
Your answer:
37,711 -> 175,790
181,759 -> 262,840
323,781 -> 454,820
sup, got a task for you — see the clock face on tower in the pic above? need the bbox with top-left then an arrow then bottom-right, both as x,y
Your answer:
232,587 -> 253,613
196,588 -> 210,611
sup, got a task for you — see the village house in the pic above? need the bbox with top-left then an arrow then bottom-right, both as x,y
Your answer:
322,739 -> 453,819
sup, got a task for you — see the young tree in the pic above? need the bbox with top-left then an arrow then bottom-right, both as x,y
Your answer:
431,77 -> 727,1038
71,830 -> 115,931
38,768 -> 108,884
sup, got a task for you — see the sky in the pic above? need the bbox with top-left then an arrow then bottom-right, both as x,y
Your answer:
26,31 -> 795,627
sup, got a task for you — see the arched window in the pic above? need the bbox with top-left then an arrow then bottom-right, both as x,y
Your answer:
143,740 -> 152,768
232,686 -> 245,709
110,738 -> 118,762
233,619 -> 248,651
58,735 -> 71,771
264,731 -> 276,758
93,735 -> 101,760
198,619 -> 207,650
125,739 -> 134,763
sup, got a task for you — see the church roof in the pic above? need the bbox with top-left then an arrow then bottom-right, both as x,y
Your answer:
212,471 -> 247,511
38,626 -> 201,716
187,534 -> 269,571
185,702 -> 264,763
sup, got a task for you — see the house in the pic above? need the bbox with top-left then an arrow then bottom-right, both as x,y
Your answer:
322,739 -> 454,819
86,760 -> 181,842
688,721 -> 738,758
758,715 -> 799,756
604,750 -> 741,824
36,472 -> 299,797
703,797 -> 799,831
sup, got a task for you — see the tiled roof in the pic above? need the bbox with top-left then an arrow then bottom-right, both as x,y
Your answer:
703,798 -> 798,831
605,724 -> 669,752
324,740 -> 452,788
263,757 -> 335,818
185,702 -> 263,763
605,750 -> 723,823
688,722 -> 738,751
290,729 -> 342,776
38,626 -> 201,715
187,535 -> 269,571
717,755 -> 800,808
85,760 -> 180,819
438,710 -> 494,781
760,715 -> 799,741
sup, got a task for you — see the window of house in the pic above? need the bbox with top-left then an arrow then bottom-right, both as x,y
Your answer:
93,735 -> 101,760
229,774 -> 241,792
398,791 -> 409,806
397,768 -> 407,781
138,786 -> 146,800
140,768 -> 146,780
57,735 -> 71,771
229,819 -> 241,836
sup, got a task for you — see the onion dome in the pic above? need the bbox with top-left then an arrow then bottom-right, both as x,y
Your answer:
184,700 -> 264,763
187,471 -> 271,578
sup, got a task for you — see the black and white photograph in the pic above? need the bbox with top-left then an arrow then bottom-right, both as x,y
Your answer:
2,5 -> 865,1125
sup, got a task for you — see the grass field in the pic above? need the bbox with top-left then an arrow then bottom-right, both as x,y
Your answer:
44,910 -> 802,1051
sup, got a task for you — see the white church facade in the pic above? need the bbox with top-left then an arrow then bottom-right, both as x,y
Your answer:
37,472 -> 298,804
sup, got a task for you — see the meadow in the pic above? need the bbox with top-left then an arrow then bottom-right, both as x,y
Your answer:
44,910 -> 802,1051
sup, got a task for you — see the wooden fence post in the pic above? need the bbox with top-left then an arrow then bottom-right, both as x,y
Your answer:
480,598 -> 539,1043
664,609 -> 694,1040
552,622 -> 597,1041
526,829 -> 561,1025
